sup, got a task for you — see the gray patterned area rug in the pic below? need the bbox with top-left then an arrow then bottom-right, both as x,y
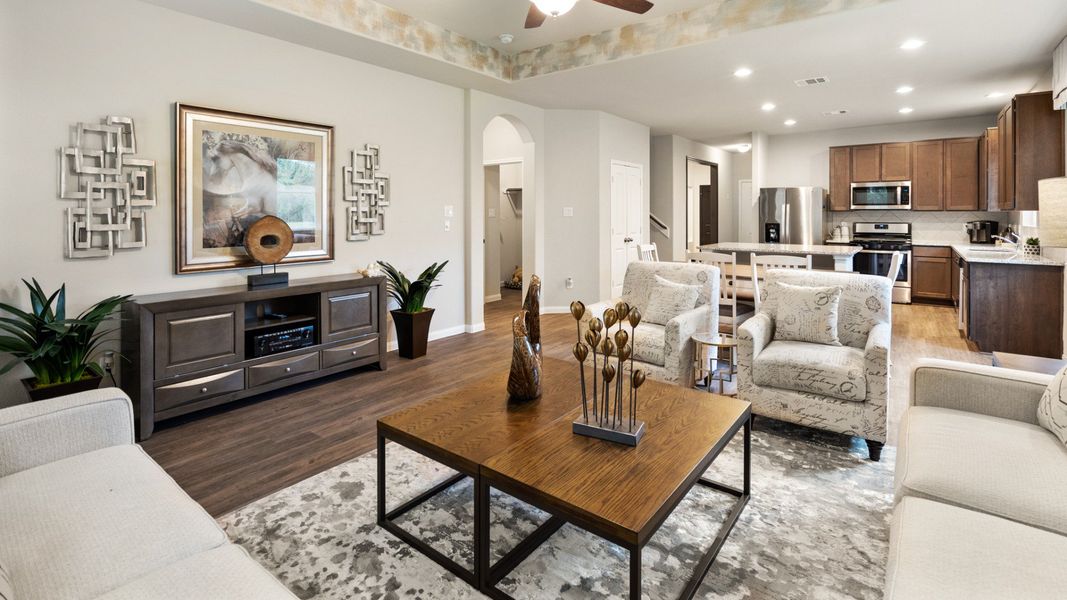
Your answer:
219,421 -> 895,600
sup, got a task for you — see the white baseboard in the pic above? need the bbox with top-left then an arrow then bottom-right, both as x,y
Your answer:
543,306 -> 571,314
466,322 -> 486,333
385,324 -> 469,352
484,294 -> 502,303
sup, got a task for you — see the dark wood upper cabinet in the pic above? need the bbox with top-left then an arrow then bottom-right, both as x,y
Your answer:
979,127 -> 999,211
881,142 -> 912,181
911,140 -> 945,210
1000,91 -> 1066,211
944,137 -> 980,211
829,146 -> 852,211
851,144 -> 882,182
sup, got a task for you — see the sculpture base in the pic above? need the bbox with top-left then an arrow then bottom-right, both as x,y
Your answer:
247,272 -> 289,289
572,419 -> 645,446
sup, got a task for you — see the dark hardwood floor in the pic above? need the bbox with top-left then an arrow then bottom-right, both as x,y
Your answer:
144,290 -> 981,517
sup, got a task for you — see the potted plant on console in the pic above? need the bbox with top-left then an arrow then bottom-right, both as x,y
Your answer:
377,261 -> 448,359
0,279 -> 129,401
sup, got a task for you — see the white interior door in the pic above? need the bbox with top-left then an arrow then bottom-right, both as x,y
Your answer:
611,161 -> 644,298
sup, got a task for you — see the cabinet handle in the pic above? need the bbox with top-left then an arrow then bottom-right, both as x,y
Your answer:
284,367 -> 292,373
351,350 -> 359,355
200,387 -> 208,394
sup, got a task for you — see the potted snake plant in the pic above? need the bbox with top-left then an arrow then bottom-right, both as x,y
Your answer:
377,261 -> 448,359
0,279 -> 129,401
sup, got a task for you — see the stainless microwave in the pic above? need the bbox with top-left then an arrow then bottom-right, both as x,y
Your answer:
850,182 -> 911,210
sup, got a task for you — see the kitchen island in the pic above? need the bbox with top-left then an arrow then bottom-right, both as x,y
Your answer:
699,242 -> 863,272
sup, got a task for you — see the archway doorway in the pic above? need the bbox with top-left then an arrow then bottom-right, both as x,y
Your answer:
483,117 -> 525,311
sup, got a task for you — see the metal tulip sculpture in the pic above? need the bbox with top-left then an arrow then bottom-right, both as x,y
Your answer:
570,301 -> 646,446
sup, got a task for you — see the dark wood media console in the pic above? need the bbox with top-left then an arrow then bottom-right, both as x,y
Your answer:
121,274 -> 387,440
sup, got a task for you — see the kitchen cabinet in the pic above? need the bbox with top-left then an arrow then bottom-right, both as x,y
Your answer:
978,127 -> 999,211
881,142 -> 912,181
912,246 -> 953,301
911,140 -> 945,210
851,144 -> 882,182
944,137 -> 980,211
960,258 -> 1064,359
997,91 -> 1065,210
829,146 -> 852,211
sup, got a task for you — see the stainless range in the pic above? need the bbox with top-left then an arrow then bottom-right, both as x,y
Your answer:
850,222 -> 912,304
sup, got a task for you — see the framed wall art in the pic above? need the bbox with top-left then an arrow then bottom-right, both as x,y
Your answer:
175,104 -> 333,273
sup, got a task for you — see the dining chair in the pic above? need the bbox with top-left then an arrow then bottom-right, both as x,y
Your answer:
751,253 -> 813,311
887,251 -> 903,283
638,243 -> 660,262
688,251 -> 755,338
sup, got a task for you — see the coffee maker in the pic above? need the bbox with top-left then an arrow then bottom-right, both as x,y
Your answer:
966,220 -> 999,244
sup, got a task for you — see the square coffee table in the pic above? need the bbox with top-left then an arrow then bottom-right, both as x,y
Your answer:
478,380 -> 751,600
376,358 -> 582,586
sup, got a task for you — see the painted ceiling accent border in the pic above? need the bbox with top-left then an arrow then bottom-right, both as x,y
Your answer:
254,0 -> 895,81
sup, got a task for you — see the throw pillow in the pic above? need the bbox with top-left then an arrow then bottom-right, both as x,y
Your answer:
1038,365 -> 1067,446
644,275 -> 701,325
770,281 -> 844,346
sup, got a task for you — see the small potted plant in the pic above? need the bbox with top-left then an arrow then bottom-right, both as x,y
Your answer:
377,261 -> 448,359
0,279 -> 129,402
1024,237 -> 1041,257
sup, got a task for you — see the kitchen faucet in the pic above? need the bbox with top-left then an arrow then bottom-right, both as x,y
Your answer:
991,233 -> 1019,248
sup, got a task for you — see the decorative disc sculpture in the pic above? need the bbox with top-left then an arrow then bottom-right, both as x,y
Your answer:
244,216 -> 294,289
569,300 -> 646,446
507,276 -> 543,401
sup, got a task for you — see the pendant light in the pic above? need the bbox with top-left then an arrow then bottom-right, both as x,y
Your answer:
532,0 -> 578,17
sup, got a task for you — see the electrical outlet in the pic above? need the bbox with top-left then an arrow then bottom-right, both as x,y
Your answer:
563,207 -> 574,217
565,277 -> 574,289
102,351 -> 115,371
444,219 -> 451,232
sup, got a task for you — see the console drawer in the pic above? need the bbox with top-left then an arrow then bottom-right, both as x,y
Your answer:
155,369 -> 244,413
322,336 -> 379,368
247,352 -> 319,388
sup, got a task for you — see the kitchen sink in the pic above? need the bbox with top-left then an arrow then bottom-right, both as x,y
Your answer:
967,250 -> 1018,259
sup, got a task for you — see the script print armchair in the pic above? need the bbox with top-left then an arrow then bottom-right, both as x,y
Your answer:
583,261 -> 719,386
737,270 -> 893,460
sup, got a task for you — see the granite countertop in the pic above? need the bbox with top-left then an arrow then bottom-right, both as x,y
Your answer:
951,244 -> 1065,266
701,242 -> 863,257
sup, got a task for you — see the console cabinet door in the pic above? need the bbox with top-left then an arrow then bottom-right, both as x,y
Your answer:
851,144 -> 882,182
154,305 -> 242,379
945,137 -> 979,211
881,143 -> 912,181
323,286 -> 379,342
829,146 -> 852,211
911,140 -> 945,210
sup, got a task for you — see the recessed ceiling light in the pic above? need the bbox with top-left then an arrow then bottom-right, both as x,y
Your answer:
784,119 -> 797,126
761,102 -> 776,112
896,85 -> 914,95
734,67 -> 753,78
986,91 -> 1006,98
899,107 -> 914,114
900,39 -> 926,50
731,143 -> 752,153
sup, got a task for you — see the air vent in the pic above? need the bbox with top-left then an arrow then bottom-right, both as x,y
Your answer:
795,76 -> 829,87
821,109 -> 849,116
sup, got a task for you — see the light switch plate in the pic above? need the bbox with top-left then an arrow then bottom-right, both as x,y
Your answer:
563,207 -> 574,217
488,208 -> 496,218
444,205 -> 454,218
444,219 -> 451,232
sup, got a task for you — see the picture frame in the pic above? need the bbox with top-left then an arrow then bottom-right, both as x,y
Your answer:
175,104 -> 334,273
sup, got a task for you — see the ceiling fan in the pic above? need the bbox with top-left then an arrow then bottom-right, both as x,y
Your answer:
525,0 -> 654,29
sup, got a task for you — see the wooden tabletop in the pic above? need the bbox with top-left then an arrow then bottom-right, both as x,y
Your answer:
377,357 -> 583,474
481,377 -> 750,547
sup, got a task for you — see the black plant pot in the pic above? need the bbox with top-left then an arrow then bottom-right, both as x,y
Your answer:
391,308 -> 435,359
21,374 -> 103,402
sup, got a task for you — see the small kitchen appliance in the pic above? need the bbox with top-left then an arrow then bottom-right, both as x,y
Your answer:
966,220 -> 999,244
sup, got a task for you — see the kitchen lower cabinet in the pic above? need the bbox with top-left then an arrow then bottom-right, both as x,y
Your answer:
912,246 -> 953,301
961,260 -> 1064,359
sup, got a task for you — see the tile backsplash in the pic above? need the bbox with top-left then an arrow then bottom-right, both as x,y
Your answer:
828,210 -> 1007,243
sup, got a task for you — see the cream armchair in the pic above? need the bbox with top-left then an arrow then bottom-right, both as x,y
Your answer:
737,269 -> 893,460
583,261 -> 719,386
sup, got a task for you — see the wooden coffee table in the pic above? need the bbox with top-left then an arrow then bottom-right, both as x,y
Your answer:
376,358 -> 582,586
479,380 -> 750,600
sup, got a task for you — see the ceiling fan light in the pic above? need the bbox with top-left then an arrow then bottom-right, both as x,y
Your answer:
532,0 -> 578,17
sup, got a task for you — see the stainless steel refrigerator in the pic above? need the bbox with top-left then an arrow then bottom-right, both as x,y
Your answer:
758,187 -> 826,245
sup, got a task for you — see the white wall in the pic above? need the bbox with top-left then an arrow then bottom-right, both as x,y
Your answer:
482,117 -> 526,300
1,0 -> 467,405
597,112 -> 652,301
498,163 -> 523,285
483,166 -> 501,299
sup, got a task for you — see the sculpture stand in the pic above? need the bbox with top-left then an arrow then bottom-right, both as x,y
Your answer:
247,264 -> 288,289
571,419 -> 645,446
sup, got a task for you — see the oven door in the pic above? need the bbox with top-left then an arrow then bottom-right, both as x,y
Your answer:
851,183 -> 911,210
854,250 -> 910,286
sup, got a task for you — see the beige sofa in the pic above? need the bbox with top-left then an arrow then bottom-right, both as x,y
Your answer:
0,389 -> 296,600
887,359 -> 1067,599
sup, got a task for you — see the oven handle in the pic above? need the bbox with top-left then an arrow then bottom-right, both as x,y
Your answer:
859,249 -> 911,254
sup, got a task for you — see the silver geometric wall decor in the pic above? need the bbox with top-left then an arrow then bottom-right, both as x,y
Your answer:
58,116 -> 156,258
341,144 -> 389,241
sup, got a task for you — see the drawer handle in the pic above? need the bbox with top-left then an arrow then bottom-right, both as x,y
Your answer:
351,350 -> 359,355
200,387 -> 209,394
284,367 -> 292,373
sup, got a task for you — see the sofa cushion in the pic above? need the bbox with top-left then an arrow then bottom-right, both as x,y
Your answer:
887,497 -> 1067,600
95,544 -> 295,600
1037,364 -> 1067,446
0,444 -> 228,600
896,406 -> 1067,535
769,282 -> 843,346
631,322 -> 666,366
0,559 -> 12,600
753,340 -> 866,402
643,275 -> 700,325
